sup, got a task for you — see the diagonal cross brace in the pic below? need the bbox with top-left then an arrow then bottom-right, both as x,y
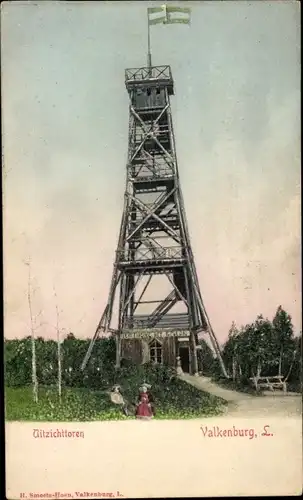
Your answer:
143,237 -> 167,258
126,191 -> 169,243
121,270 -> 145,314
127,193 -> 181,244
164,271 -> 188,306
130,102 -> 169,134
148,292 -> 179,327
133,275 -> 152,312
126,187 -> 180,243
129,105 -> 174,164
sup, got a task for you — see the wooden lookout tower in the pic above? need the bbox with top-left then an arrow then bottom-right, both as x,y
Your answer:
81,6 -> 228,377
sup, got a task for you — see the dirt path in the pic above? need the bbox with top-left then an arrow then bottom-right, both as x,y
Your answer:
180,374 -> 302,417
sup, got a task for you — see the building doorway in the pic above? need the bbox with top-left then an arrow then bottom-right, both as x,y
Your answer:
179,346 -> 190,373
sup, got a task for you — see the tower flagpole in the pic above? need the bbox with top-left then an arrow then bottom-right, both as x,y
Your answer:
147,9 -> 152,69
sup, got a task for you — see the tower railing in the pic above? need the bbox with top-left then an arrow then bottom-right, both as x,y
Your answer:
118,246 -> 184,262
125,65 -> 172,82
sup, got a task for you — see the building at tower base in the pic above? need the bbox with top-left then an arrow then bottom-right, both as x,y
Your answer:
121,334 -> 197,373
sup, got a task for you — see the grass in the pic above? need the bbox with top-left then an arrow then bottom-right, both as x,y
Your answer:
5,386 -> 124,421
5,364 -> 227,421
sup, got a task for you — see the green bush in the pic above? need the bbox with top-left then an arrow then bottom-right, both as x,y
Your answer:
4,336 -> 118,389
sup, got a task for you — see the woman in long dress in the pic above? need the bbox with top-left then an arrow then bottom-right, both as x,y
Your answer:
135,385 -> 154,420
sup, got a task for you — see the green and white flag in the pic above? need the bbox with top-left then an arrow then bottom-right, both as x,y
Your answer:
148,5 -> 191,25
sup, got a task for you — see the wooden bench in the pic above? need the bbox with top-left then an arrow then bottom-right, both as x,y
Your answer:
249,375 -> 287,393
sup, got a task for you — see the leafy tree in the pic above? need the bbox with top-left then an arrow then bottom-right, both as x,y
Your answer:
36,338 -> 57,386
272,306 -> 295,376
66,332 -> 76,341
285,332 -> 302,387
223,322 -> 240,380
249,315 -> 274,377
222,308 -> 299,385
198,339 -> 217,376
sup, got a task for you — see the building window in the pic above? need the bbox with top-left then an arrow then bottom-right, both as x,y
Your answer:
149,339 -> 163,364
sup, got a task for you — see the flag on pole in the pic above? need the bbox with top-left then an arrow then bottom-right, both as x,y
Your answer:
148,5 -> 191,25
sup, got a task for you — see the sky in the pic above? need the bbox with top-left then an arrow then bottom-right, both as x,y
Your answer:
2,0 -> 301,343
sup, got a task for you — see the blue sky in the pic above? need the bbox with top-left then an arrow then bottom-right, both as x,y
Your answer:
2,1 -> 301,341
